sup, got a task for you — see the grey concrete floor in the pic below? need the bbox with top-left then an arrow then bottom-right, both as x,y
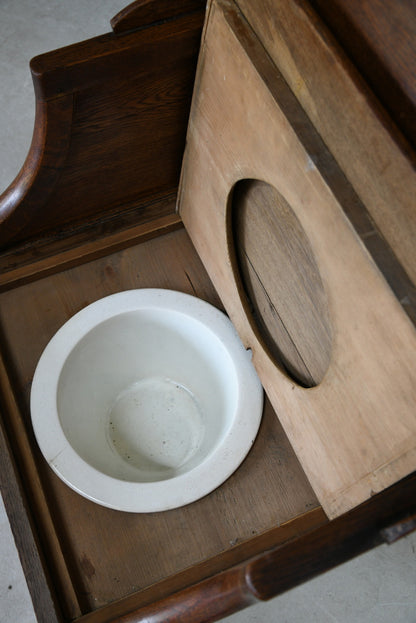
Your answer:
0,2 -> 415,622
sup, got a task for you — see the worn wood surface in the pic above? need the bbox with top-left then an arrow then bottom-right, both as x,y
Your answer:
109,567 -> 258,623
179,0 -> 416,519
0,410 -> 62,623
75,473 -> 416,623
0,226 -> 319,619
0,350 -> 82,621
309,0 -> 416,149
75,509 -> 325,623
0,8 -> 204,250
246,472 -> 416,601
0,0 -> 415,620
232,179 -> 331,387
0,197 -> 181,291
236,0 -> 416,287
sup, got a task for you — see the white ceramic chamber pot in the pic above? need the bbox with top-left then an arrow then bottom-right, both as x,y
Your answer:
30,289 -> 263,512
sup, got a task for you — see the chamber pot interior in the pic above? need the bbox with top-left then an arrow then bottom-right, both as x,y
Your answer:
57,309 -> 239,483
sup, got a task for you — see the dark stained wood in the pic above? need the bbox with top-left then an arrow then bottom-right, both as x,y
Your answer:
0,412 -> 62,623
102,567 -> 258,623
111,0 -> 207,33
247,473 -> 416,601
0,227 -> 319,619
0,198 -> 181,291
79,475 -> 416,623
28,11 -> 203,102
0,96 -> 73,233
309,0 -> 416,149
76,511 -> 325,622
0,348 -> 82,621
0,10 -> 204,251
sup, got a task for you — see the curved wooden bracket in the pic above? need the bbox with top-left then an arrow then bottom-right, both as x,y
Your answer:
0,97 -> 73,243
0,3 -> 205,253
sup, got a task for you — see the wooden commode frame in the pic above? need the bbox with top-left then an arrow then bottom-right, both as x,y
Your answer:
0,1 -> 415,622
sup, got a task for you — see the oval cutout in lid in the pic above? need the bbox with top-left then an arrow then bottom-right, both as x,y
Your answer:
230,179 -> 332,387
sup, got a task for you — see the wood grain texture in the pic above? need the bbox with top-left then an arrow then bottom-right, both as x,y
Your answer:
0,1 -> 414,620
0,96 -> 73,232
78,473 -> 416,622
246,472 -> 416,601
232,179 -> 331,387
0,9 -> 204,250
0,227 -> 319,617
0,352 -> 81,621
94,568 -> 257,623
309,0 -> 416,149
179,0 -> 416,518
111,0 -> 207,33
236,0 -> 416,287
75,510 -> 326,623
0,413 -> 62,623
0,198 -> 182,291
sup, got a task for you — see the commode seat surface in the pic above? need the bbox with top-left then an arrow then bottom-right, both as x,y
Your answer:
178,0 -> 416,519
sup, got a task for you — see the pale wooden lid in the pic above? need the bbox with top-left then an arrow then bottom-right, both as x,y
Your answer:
178,0 -> 416,519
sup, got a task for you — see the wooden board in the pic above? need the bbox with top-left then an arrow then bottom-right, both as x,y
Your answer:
309,0 -> 416,149
235,0 -> 416,288
0,225 -> 319,621
178,0 -> 416,519
0,6 -> 205,250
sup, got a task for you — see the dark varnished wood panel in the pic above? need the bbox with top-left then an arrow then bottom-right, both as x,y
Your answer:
0,10 -> 204,250
0,414 -> 63,623
77,474 -> 416,622
0,348 -> 82,621
246,473 -> 416,601
0,227 -> 319,617
0,96 -> 74,239
0,197 -> 181,291
111,0 -> 207,33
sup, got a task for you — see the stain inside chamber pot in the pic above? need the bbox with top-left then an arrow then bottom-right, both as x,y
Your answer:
107,377 -> 206,475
